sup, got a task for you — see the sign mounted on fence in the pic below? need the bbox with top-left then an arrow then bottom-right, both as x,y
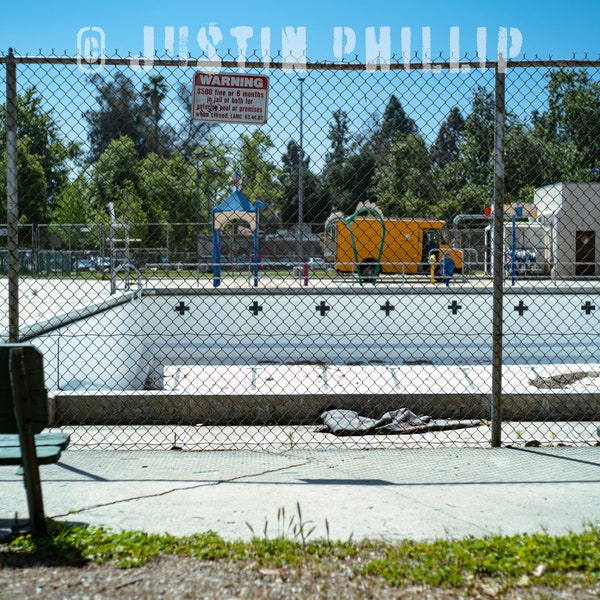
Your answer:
192,72 -> 270,124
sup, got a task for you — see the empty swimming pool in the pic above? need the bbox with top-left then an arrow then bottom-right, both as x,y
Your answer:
22,286 -> 599,393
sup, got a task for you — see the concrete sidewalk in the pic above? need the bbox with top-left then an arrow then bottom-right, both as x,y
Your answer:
2,446 -> 600,542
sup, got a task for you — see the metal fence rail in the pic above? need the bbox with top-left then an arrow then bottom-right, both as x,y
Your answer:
1,51 -> 599,449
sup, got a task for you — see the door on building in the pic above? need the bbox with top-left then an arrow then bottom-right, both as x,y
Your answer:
575,230 -> 596,276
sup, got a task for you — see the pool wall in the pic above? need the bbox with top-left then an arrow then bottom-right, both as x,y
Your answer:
24,288 -> 599,395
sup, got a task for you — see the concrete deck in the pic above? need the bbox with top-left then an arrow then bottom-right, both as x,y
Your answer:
2,445 -> 600,543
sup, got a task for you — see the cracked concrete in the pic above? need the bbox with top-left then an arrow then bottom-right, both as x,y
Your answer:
2,446 -> 600,542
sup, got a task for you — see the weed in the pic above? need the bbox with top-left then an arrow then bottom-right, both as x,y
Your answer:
286,430 -> 295,449
170,432 -> 182,450
246,503 -> 317,547
5,520 -> 600,592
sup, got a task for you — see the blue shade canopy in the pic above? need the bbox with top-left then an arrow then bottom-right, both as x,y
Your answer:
214,189 -> 266,213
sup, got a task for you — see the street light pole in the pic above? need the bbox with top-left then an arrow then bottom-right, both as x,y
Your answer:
195,151 -> 210,274
195,163 -> 201,273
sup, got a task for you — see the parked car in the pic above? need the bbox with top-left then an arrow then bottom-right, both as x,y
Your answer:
306,257 -> 328,270
73,258 -> 96,271
94,257 -> 111,271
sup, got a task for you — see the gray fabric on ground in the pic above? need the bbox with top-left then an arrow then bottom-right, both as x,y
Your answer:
318,407 -> 482,436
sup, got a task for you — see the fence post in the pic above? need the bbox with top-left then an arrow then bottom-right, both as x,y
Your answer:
490,64 -> 506,447
6,48 -> 19,342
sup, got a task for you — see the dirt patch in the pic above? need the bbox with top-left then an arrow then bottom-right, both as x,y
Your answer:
1,552 -> 599,599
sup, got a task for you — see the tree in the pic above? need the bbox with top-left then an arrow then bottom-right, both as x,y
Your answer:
52,176 -> 94,226
85,73 -> 178,162
281,140 -> 308,179
460,87 -> 495,189
325,109 -> 352,167
360,96 -> 418,157
316,107 -> 379,218
279,140 -> 329,224
539,69 -> 600,179
431,107 -> 465,168
382,95 -> 417,139
369,95 -> 418,153
14,142 -> 48,224
141,75 -> 170,156
237,130 -> 282,207
0,87 -> 80,225
88,136 -> 140,212
334,151 -> 378,215
372,133 -> 438,217
175,83 -> 217,160
504,122 -> 559,201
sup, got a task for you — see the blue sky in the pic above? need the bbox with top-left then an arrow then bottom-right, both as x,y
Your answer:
1,0 -> 599,61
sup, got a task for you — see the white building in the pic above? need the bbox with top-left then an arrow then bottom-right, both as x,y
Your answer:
534,182 -> 600,278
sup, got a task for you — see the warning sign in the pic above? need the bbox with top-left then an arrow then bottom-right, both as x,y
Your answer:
192,72 -> 270,124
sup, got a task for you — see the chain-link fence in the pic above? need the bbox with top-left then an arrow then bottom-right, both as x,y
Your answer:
1,51 -> 599,449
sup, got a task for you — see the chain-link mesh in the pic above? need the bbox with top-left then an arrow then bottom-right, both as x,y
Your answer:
1,52 -> 599,449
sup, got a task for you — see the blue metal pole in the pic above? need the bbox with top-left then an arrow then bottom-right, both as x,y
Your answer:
253,210 -> 259,288
212,219 -> 221,287
511,214 -> 516,286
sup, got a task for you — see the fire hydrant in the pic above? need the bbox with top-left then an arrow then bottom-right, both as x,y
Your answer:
429,253 -> 437,285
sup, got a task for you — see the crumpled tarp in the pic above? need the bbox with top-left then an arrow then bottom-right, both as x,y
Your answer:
317,407 -> 482,436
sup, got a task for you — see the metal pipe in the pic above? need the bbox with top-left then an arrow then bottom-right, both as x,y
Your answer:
297,75 -> 305,275
6,48 -> 19,342
452,213 -> 490,241
490,66 -> 506,447
3,54 -> 600,71
108,202 -> 116,295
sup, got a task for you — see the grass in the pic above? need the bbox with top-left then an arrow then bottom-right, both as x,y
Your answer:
2,519 -> 599,593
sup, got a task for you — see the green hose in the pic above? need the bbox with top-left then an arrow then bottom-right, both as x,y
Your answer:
325,205 -> 386,286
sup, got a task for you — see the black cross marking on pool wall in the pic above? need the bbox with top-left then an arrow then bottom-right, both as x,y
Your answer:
582,301 -> 596,315
380,300 -> 395,316
448,300 -> 462,315
174,301 -> 190,315
514,300 -> 529,316
249,301 -> 263,315
316,301 -> 331,316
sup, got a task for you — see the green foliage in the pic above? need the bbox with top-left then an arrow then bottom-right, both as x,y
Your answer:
6,519 -> 600,592
459,86 -> 494,189
545,69 -> 600,173
0,87 -> 80,224
7,68 -> 600,236
237,129 -> 282,207
52,176 -> 95,226
3,88 -> 81,190
326,109 -> 352,167
84,73 -> 153,162
431,107 -> 465,169
378,95 -> 418,149
89,136 -> 140,211
373,133 -> 439,217
359,528 -> 600,587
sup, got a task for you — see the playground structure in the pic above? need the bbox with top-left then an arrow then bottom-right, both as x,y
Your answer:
212,176 -> 265,288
